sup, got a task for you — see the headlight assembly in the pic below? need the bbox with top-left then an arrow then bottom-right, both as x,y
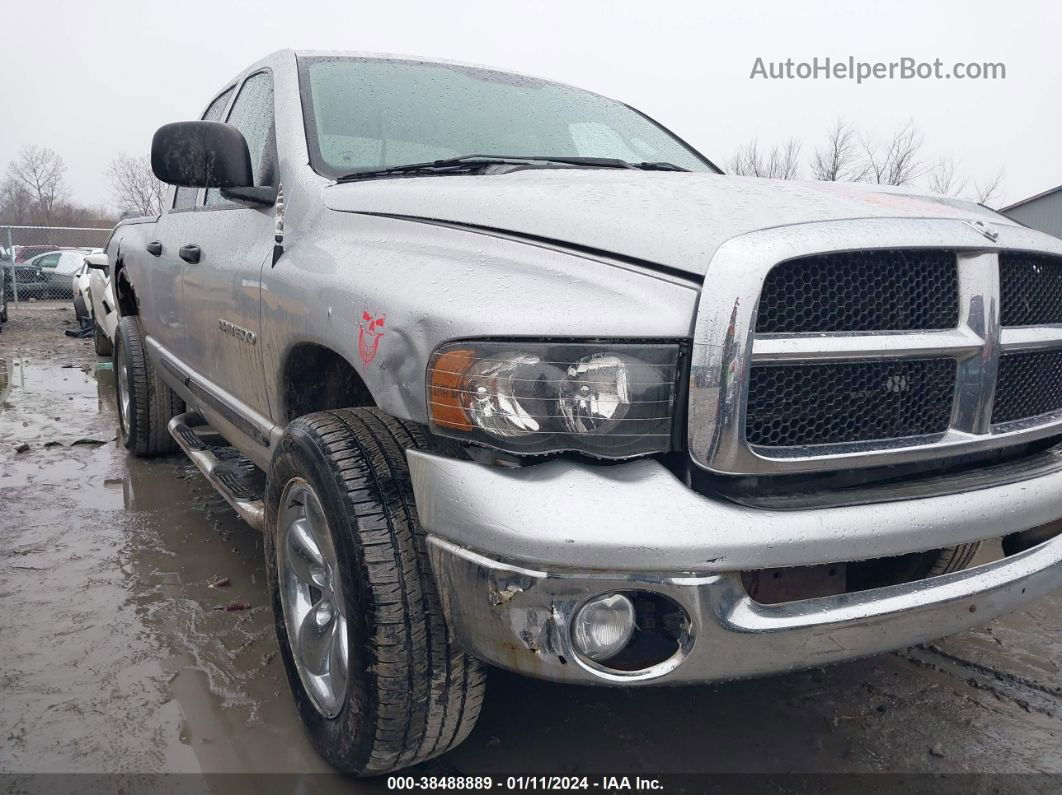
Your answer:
426,340 -> 683,458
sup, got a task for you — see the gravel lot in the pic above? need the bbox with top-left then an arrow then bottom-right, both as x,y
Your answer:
1,302 -> 1060,786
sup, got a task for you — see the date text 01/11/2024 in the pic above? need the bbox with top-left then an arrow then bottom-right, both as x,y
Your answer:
385,776 -> 664,791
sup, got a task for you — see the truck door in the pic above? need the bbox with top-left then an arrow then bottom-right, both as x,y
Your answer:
146,86 -> 236,362
179,69 -> 276,431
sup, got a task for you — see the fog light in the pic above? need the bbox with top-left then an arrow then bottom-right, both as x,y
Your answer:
571,593 -> 636,662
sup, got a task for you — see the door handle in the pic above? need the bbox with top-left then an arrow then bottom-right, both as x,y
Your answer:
179,244 -> 201,264
146,241 -> 162,256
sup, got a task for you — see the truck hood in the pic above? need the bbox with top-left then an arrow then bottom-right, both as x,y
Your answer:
321,170 -> 1012,276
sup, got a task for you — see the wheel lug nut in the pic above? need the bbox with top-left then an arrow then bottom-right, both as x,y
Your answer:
310,566 -> 328,587
315,601 -> 334,626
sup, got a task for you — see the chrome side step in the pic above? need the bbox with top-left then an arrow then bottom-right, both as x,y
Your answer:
168,411 -> 266,532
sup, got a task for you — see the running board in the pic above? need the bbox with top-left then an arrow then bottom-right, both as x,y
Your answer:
168,412 -> 266,532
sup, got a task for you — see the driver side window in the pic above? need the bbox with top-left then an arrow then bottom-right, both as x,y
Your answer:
204,71 -> 275,207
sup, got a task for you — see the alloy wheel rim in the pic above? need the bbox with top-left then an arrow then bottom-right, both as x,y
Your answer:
277,478 -> 349,718
116,343 -> 130,434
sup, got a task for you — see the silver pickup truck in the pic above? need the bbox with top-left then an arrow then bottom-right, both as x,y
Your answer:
107,49 -> 1062,774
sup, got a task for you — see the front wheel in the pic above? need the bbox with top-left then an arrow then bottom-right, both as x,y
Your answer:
73,293 -> 89,322
264,408 -> 485,775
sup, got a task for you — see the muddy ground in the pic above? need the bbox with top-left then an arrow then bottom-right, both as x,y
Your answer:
0,302 -> 1060,785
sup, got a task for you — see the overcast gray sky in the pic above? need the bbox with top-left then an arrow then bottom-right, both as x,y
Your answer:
2,0 -> 1057,210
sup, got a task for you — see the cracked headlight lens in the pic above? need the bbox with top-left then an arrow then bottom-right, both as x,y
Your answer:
427,341 -> 683,458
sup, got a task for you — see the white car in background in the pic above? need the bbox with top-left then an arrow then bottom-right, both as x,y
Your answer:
75,251 -> 116,356
72,260 -> 92,321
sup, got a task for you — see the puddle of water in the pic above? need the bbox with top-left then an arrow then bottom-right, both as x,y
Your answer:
1,345 -> 333,776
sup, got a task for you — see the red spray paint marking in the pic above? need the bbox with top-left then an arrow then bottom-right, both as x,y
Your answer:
358,311 -> 386,365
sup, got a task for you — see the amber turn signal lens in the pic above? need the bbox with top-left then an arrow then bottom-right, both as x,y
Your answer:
428,348 -> 476,431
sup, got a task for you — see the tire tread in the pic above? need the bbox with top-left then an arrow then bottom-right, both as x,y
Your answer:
267,408 -> 484,775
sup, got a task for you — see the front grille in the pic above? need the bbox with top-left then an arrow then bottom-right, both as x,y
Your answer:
746,359 -> 956,447
689,224 -> 1062,475
1000,251 -> 1062,326
755,249 -> 959,333
992,350 -> 1062,425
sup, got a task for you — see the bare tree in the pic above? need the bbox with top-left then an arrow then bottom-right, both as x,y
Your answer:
107,153 -> 166,217
729,138 -> 802,180
726,119 -> 1006,210
863,121 -> 926,186
810,119 -> 867,182
0,175 -> 35,224
973,168 -> 1004,207
928,156 -> 967,197
5,145 -> 68,223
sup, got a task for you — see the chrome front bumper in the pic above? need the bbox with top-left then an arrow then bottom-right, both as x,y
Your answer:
408,450 -> 1062,684
425,533 -> 1062,684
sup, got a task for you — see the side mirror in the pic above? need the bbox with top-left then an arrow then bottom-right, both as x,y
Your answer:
85,252 -> 109,271
151,121 -> 253,188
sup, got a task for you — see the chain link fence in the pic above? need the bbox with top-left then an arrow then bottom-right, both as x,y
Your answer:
1,225 -> 113,308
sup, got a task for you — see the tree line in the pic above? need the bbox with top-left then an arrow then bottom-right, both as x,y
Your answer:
0,146 -> 166,228
727,119 -> 1005,207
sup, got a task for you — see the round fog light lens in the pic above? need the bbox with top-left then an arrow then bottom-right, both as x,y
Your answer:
571,593 -> 636,662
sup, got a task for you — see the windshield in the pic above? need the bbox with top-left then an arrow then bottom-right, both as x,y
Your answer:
298,57 -> 718,177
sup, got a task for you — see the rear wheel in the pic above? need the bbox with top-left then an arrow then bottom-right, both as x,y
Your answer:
264,408 -> 485,775
113,315 -> 183,456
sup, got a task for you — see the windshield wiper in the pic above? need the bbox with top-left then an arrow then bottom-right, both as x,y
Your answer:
632,161 -> 689,171
335,155 -> 688,182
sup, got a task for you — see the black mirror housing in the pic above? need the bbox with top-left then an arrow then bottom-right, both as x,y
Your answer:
221,185 -> 276,207
151,121 -> 253,188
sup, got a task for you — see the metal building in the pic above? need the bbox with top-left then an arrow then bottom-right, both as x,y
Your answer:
1001,185 -> 1062,238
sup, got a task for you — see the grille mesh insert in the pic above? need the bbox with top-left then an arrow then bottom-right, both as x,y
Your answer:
746,359 -> 956,447
755,249 -> 959,333
1000,251 -> 1062,326
992,350 -> 1062,425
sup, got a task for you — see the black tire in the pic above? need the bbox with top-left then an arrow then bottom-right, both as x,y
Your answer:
73,293 -> 88,322
264,408 -> 485,776
113,315 -> 183,456
94,318 -> 114,357
926,542 -> 980,576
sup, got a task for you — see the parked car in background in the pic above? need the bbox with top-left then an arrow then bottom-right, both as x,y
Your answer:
79,252 -> 116,355
13,244 -> 63,263
28,250 -> 87,298
2,261 -> 51,300
72,260 -> 92,320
